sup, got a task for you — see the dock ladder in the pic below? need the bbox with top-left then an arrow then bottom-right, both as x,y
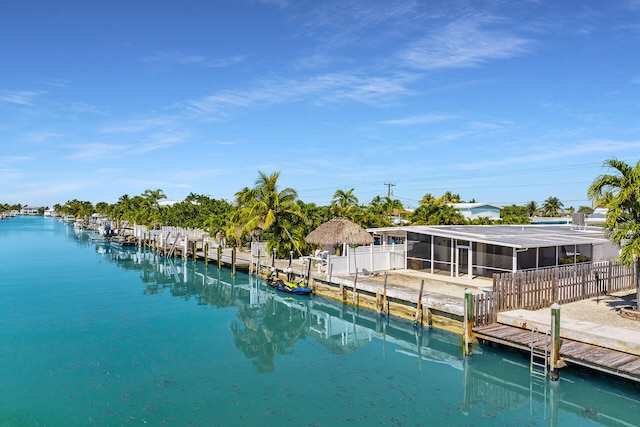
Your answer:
530,327 -> 549,377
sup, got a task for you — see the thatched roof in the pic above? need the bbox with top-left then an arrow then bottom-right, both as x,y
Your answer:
305,217 -> 373,246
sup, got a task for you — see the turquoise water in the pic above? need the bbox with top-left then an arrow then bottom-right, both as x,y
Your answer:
1,217 -> 640,426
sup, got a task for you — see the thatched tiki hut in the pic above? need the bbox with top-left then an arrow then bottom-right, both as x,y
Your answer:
305,217 -> 373,249
305,217 -> 373,274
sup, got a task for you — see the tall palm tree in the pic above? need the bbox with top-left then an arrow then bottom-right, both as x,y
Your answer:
232,171 -> 306,257
437,191 -> 461,204
419,193 -> 436,205
382,196 -> 403,216
525,200 -> 539,217
541,196 -> 563,217
588,159 -> 640,295
331,188 -> 359,217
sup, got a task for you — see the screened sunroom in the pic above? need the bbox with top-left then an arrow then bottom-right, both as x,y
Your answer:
368,224 -> 618,280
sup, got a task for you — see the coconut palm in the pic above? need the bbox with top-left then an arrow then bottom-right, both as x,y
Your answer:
525,200 -> 539,217
541,196 -> 563,217
588,158 -> 640,309
382,196 -> 403,216
410,203 -> 466,225
232,171 -> 306,257
331,188 -> 359,217
419,193 -> 436,205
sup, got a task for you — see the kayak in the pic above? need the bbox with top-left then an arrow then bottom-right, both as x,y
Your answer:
266,276 -> 313,295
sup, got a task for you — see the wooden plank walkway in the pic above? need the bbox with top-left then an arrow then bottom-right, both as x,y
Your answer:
474,324 -> 640,383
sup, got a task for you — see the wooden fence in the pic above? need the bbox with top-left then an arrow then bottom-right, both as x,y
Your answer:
472,260 -> 636,326
472,292 -> 497,327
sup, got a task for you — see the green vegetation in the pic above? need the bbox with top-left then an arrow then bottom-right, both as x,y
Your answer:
588,158 -> 640,309
0,203 -> 22,213
32,170 -> 608,257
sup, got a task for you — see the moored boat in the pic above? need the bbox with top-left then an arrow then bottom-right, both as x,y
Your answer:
266,275 -> 312,295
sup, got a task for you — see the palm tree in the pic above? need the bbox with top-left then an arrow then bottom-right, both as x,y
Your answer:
436,191 -> 461,204
588,158 -> 640,309
409,203 -> 466,225
232,171 -> 306,257
525,201 -> 539,217
331,188 -> 359,217
419,193 -> 436,205
541,196 -> 563,217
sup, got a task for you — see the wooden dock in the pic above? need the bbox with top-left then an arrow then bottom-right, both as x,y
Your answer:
474,323 -> 640,383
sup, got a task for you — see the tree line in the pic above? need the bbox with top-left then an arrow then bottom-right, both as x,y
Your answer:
21,158 -> 635,265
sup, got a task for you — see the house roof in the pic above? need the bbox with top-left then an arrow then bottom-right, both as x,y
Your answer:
368,224 -> 609,249
450,203 -> 502,210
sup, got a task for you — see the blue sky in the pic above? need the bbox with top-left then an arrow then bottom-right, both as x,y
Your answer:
1,0 -> 639,210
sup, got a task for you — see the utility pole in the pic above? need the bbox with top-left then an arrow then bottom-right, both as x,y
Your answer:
384,182 -> 396,198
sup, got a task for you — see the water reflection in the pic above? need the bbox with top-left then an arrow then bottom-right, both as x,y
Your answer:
70,228 -> 640,425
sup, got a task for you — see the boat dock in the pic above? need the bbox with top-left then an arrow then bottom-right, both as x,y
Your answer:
474,309 -> 640,383
76,222 -> 640,385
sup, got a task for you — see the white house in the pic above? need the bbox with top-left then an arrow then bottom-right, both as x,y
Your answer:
368,224 -> 618,279
450,203 -> 502,221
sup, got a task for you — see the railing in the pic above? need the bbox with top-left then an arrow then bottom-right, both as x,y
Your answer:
493,260 -> 635,312
472,292 -> 497,326
327,243 -> 407,275
471,260 -> 636,326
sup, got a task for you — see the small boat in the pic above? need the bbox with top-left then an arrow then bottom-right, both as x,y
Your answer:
110,236 -> 137,247
266,275 -> 313,295
88,231 -> 107,242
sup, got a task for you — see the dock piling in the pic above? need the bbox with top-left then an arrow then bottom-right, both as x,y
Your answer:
414,279 -> 424,325
231,247 -> 236,276
550,303 -> 561,381
463,289 -> 474,356
383,272 -> 388,316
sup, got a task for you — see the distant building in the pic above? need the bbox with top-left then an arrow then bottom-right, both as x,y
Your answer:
20,206 -> 40,215
157,200 -> 181,207
530,216 -> 572,225
450,203 -> 501,221
586,207 -> 607,225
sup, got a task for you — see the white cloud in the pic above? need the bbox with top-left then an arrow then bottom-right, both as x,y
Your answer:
399,15 -> 532,70
0,90 -> 43,105
65,143 -> 128,161
145,52 -> 246,68
207,55 -> 247,68
100,118 -> 178,134
181,72 -> 414,118
145,51 -> 207,65
379,113 -> 456,126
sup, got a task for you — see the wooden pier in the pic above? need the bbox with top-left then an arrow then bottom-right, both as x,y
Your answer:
474,323 -> 640,383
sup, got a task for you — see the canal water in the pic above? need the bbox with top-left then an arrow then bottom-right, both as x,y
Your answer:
1,216 -> 639,426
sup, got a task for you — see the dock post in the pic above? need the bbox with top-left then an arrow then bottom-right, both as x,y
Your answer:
463,289 -> 474,356
550,303 -> 561,381
383,272 -> 388,316
352,272 -> 358,305
204,243 -> 209,267
231,247 -> 236,276
306,257 -> 312,287
257,249 -> 261,276
192,241 -> 197,264
217,246 -> 222,271
414,279 -> 424,325
183,238 -> 188,261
